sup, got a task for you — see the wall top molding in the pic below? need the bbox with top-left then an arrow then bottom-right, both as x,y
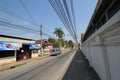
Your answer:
83,10 -> 120,45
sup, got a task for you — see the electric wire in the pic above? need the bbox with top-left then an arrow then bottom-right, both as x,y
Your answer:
63,0 -> 76,40
0,1 -> 56,39
19,0 -> 54,36
49,0 -> 78,43
19,0 -> 38,26
0,18 -> 56,39
49,0 -> 75,38
49,2 -> 73,39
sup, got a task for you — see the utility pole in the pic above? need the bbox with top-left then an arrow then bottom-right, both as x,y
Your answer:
59,38 -> 62,49
40,25 -> 42,56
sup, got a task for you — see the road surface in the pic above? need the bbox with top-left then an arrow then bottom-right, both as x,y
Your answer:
0,50 -> 76,80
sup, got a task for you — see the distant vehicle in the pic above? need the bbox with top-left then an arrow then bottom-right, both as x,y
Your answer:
50,48 -> 61,56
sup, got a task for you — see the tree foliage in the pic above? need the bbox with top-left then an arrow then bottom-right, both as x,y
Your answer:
48,38 -> 74,48
48,38 -> 55,43
48,38 -> 59,47
68,40 -> 74,48
48,28 -> 74,48
54,28 -> 65,48
54,28 -> 65,39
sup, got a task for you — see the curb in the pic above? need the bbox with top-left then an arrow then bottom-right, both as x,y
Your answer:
58,51 -> 76,80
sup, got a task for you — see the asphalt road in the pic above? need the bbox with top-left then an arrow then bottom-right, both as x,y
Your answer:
0,50 -> 76,80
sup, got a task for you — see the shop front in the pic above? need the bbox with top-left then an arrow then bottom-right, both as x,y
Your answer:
29,44 -> 41,58
0,41 -> 22,65
0,42 -> 38,61
17,44 -> 32,61
0,34 -> 36,65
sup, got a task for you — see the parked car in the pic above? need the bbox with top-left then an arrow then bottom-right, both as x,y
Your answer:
50,48 -> 61,56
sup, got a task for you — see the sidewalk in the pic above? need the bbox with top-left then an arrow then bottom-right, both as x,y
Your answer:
0,50 -> 68,72
62,50 -> 101,80
0,52 -> 50,72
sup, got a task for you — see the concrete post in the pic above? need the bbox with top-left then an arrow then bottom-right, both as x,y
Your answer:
96,36 -> 111,80
14,50 -> 17,61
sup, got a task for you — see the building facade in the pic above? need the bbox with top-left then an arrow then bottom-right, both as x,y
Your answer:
0,34 -> 40,65
81,0 -> 120,80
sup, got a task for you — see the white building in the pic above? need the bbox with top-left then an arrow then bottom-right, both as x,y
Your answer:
81,0 -> 120,80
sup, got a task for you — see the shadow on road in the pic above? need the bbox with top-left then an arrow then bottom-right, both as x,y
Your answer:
62,50 -> 101,80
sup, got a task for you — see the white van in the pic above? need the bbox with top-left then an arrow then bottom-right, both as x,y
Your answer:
50,48 -> 61,56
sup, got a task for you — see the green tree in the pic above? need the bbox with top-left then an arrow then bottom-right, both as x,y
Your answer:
68,40 -> 74,48
48,38 -> 59,47
54,40 -> 59,47
54,28 -> 64,38
64,40 -> 68,48
54,28 -> 65,48
48,38 -> 55,44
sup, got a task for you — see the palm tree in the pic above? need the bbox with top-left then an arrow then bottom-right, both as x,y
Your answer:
54,28 -> 64,38
54,28 -> 65,48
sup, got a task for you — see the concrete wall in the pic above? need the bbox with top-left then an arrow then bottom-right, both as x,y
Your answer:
31,50 -> 50,58
32,53 -> 39,58
81,10 -> 120,80
0,57 -> 16,66
31,50 -> 40,58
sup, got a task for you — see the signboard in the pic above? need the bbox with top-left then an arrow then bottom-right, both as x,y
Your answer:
29,44 -> 41,49
0,42 -> 22,51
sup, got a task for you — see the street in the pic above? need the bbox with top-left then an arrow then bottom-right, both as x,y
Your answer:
0,50 -> 76,80
0,0 -> 119,80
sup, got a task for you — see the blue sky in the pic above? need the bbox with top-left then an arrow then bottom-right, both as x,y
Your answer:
0,0 -> 98,41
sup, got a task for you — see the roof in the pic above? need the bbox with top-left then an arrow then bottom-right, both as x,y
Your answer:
0,34 -> 34,41
82,0 -> 118,42
36,39 -> 52,46
36,39 -> 48,44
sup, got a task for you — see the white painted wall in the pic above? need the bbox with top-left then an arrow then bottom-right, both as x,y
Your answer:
106,46 -> 120,80
81,10 -> 120,80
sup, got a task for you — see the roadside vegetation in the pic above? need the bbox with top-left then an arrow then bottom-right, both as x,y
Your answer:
48,27 -> 74,48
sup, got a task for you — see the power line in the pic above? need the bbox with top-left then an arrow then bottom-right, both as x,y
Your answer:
0,18 -> 56,39
19,0 -> 55,36
0,6 -> 36,27
48,0 -> 78,43
63,0 -> 76,38
62,0 -> 78,43
0,2 -> 56,40
49,0 -> 75,38
19,0 -> 38,26
50,0 -> 75,38
70,0 -> 77,32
